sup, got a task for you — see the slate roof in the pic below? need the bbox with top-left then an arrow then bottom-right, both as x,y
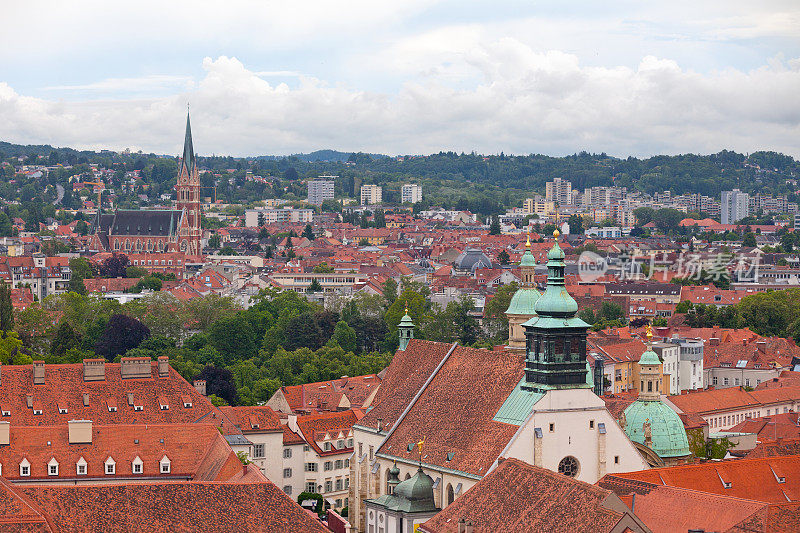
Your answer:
420,458 -> 634,533
107,209 -> 183,237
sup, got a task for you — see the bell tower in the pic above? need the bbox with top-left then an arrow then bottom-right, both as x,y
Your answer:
176,110 -> 202,256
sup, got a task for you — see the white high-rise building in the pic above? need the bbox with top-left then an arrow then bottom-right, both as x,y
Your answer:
721,189 -> 749,224
545,177 -> 572,206
360,184 -> 382,205
401,183 -> 422,204
307,178 -> 335,206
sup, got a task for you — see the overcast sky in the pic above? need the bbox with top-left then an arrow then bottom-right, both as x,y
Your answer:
1,0 -> 799,158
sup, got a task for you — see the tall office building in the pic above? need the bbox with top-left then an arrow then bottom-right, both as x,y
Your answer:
721,189 -> 749,224
545,177 -> 572,206
360,184 -> 382,205
307,177 -> 335,206
401,183 -> 422,204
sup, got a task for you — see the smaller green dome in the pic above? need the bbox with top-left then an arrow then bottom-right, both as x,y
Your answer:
391,468 -> 438,512
534,285 -> 578,316
639,348 -> 661,366
399,312 -> 414,328
519,249 -> 536,267
506,287 -> 540,316
623,401 -> 690,458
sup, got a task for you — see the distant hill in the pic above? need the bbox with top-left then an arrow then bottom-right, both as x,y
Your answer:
256,149 -> 387,163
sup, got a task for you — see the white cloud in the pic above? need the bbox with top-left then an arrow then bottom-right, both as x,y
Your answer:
1,47 -> 799,157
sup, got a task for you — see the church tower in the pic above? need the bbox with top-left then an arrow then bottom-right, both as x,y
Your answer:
521,230 -> 591,392
176,111 -> 202,256
505,234 -> 540,351
398,307 -> 415,351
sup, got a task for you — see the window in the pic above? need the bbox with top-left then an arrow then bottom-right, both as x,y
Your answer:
723,377 -> 729,386
589,420 -> 594,429
283,468 -> 293,478
344,459 -> 350,468
283,485 -> 292,495
253,444 -> 265,458
614,456 -> 619,464
713,377 -> 718,385
558,456 -> 579,477
345,478 -> 349,489
549,423 -> 555,432
132,460 -> 143,474
304,445 -> 310,452
746,378 -> 751,387
160,456 -> 171,474
735,378 -> 740,386
324,461 -> 332,471
359,443 -> 363,457
283,448 -> 292,459
369,446 -> 374,460
347,438 -> 353,447
335,498 -> 342,508
20,459 -> 30,477
48,460 -> 58,476
77,459 -> 87,475
305,463 -> 318,472
325,481 -> 333,493
335,460 -> 342,469
105,458 -> 116,475
305,482 -> 316,493
336,479 -> 343,491
324,442 -> 331,452
337,439 -> 344,449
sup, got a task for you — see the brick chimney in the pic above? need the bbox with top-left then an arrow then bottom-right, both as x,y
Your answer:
0,421 -> 9,445
193,380 -> 207,396
68,420 -> 92,444
157,356 -> 169,378
33,361 -> 45,385
26,395 -> 32,408
120,357 -> 151,379
83,359 -> 106,382
756,340 -> 767,354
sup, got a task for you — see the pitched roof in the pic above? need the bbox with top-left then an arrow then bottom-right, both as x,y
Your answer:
377,342 -> 524,477
219,406 -> 283,434
279,374 -> 381,413
599,475 -> 773,533
358,339 -> 453,432
420,458 -> 635,533
0,423 -> 246,482
10,479 -> 329,533
603,455 -> 800,503
295,409 -> 360,456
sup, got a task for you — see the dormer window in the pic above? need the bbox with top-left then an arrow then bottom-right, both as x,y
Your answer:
105,457 -> 116,475
132,456 -> 143,474
20,459 -> 30,477
324,442 -> 331,452
77,457 -> 87,475
1,409 -> 9,416
337,440 -> 344,449
160,456 -> 171,474
159,397 -> 169,410
134,405 -> 143,411
58,407 -> 67,414
48,458 -> 59,476
33,408 -> 42,415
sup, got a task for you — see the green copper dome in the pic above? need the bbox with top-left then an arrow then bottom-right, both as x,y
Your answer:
506,287 -> 541,315
547,240 -> 565,261
519,249 -> 537,267
623,401 -> 690,458
639,347 -> 661,366
399,312 -> 414,327
533,237 -> 579,318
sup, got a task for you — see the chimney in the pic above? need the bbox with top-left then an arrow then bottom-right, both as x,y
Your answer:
82,359 -> 106,382
193,380 -> 207,396
756,341 -> 767,353
0,421 -> 8,445
709,337 -> 720,346
464,520 -> 474,533
120,357 -> 151,379
157,356 -> 169,378
377,418 -> 383,432
68,420 -> 92,444
127,393 -> 134,406
82,393 -> 90,406
458,519 -> 466,533
33,361 -> 45,385
26,395 -> 32,408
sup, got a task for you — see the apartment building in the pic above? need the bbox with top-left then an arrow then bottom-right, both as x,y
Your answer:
360,184 -> 383,206
269,272 -> 370,293
245,207 -> 314,227
721,189 -> 749,224
401,184 -> 422,204
545,177 -> 572,206
652,338 -> 704,395
307,178 -> 335,206
0,254 -> 71,301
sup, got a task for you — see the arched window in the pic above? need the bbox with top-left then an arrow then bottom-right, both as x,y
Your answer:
558,456 -> 579,477
647,381 -> 653,392
446,483 -> 454,506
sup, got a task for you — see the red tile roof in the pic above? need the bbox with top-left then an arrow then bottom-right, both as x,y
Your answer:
420,458 -> 639,533
219,406 -> 283,434
377,342 -> 524,477
277,374 -> 381,414
296,409 -> 360,456
7,478 -> 330,532
603,455 -> 800,503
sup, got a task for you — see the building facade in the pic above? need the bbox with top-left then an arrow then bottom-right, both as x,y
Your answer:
721,189 -> 749,224
401,184 -> 422,204
308,179 -> 335,206
360,185 -> 383,206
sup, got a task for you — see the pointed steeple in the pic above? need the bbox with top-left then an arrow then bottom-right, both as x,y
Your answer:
398,304 -> 415,351
533,229 -> 579,318
180,109 -> 195,177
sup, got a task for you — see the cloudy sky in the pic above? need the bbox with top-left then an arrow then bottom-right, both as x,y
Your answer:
2,0 -> 799,157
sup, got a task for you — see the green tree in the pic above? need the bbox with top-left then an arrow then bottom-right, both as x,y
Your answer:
489,216 -> 501,235
69,257 -> 94,280
51,321 -> 81,359
567,214 -> 584,235
0,282 -> 13,333
483,282 -> 517,342
208,234 -> 221,248
332,320 -> 357,353
382,278 -> 398,305
208,314 -> 256,364
497,250 -> 510,265
652,208 -> 684,234
302,224 -> 315,241
312,262 -> 334,273
307,278 -> 323,292
742,232 -> 757,247
633,207 -> 655,226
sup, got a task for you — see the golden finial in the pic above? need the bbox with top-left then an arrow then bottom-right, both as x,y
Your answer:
645,324 -> 653,340
526,231 -> 531,248
417,437 -> 425,466
404,303 -> 409,315
553,229 -> 560,239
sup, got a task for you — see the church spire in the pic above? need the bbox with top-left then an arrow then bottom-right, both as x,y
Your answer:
180,109 -> 195,177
